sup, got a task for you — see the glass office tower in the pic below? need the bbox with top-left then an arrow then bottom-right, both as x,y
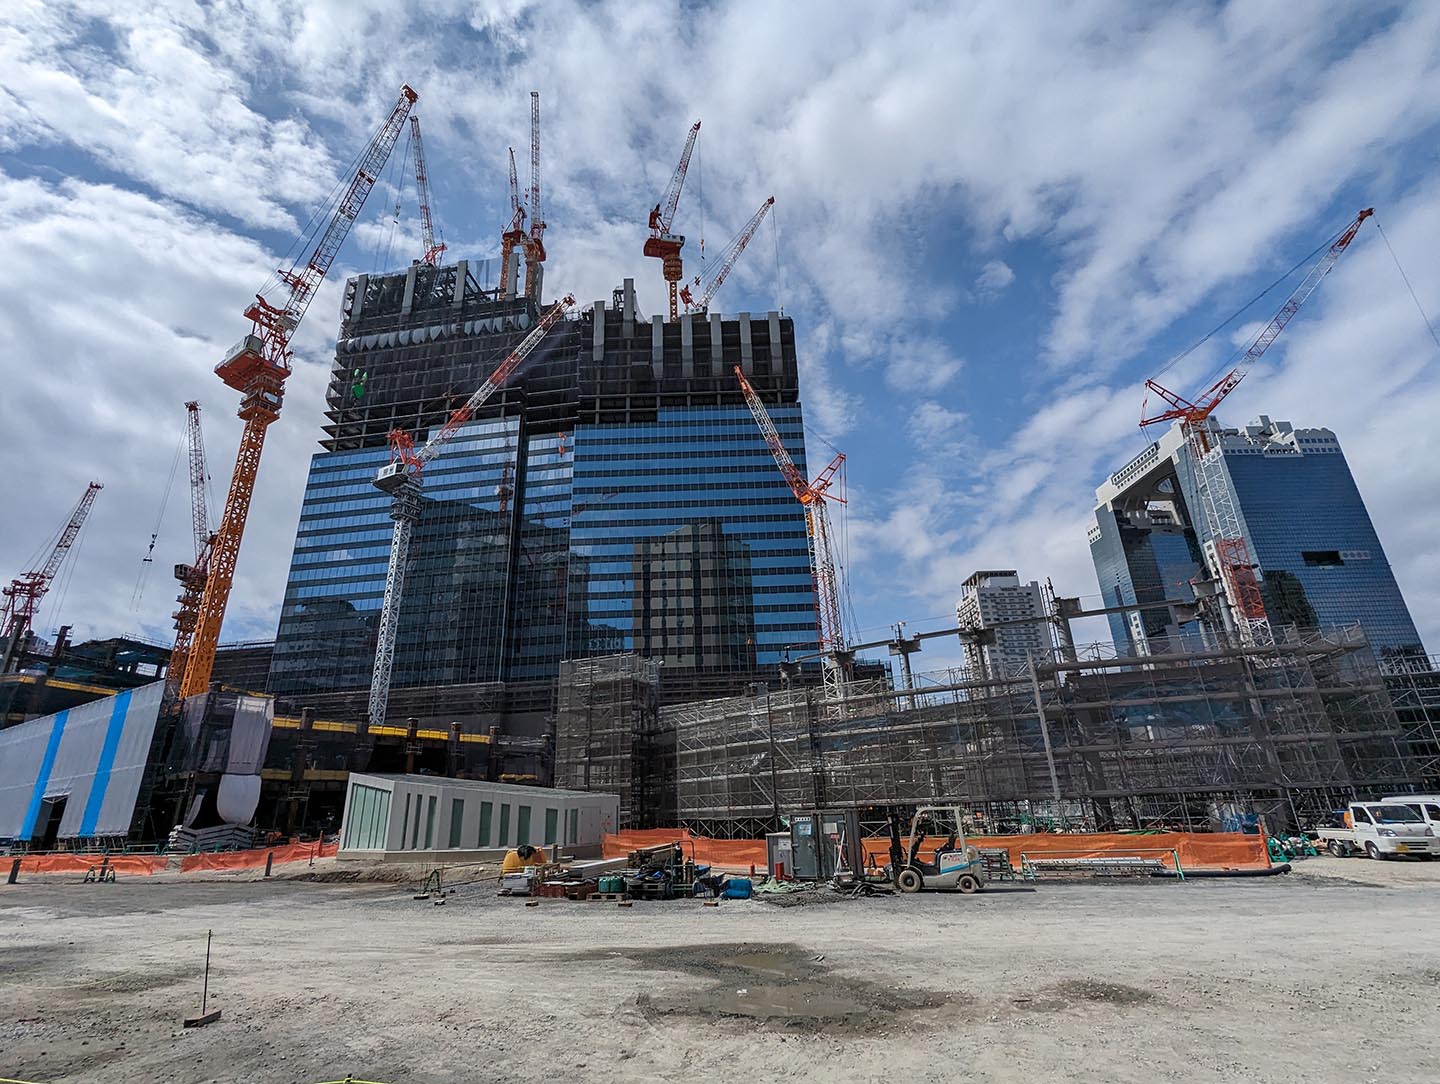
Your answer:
267,266 -> 820,715
1090,415 -> 1424,663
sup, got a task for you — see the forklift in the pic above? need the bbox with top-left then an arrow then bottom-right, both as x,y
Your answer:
885,805 -> 986,894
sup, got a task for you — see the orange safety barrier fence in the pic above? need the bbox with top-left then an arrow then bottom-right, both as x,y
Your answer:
861,831 -> 1269,872
606,829 -> 1269,873
16,854 -> 167,876
602,829 -> 766,868
180,839 -> 338,873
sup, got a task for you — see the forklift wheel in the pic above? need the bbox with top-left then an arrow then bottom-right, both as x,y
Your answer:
957,875 -> 980,895
896,868 -> 924,893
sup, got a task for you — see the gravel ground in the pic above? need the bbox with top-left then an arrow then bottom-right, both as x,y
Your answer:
0,855 -> 1436,1084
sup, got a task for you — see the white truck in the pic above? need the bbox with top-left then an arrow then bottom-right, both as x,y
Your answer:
1314,801 -> 1439,860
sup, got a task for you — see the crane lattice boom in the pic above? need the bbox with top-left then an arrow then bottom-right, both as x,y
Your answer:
527,91 -> 545,255
183,401 -> 211,559
368,295 -> 576,730
1138,207 -> 1374,645
167,402 -> 215,698
681,196 -> 774,314
649,120 -> 700,237
181,83 -> 418,700
409,116 -> 445,266
1,481 -> 103,641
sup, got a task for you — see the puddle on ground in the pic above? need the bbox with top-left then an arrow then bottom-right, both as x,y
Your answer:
568,942 -> 953,1032
1014,978 -> 1154,1012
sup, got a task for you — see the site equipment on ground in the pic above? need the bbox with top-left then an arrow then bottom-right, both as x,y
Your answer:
885,805 -> 987,894
1314,800 -> 1438,859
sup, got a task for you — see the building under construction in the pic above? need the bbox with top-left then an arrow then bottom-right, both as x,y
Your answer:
553,626 -> 1437,835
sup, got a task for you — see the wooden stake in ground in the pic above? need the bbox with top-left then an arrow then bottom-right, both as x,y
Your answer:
183,929 -> 221,1028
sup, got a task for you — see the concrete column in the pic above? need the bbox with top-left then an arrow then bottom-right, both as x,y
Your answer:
452,261 -> 468,310
738,313 -> 754,375
710,312 -> 724,372
352,274 -> 369,319
680,313 -> 694,378
400,263 -> 419,315
592,300 -> 606,362
622,277 -> 635,339
651,315 -> 664,379
768,311 -> 782,365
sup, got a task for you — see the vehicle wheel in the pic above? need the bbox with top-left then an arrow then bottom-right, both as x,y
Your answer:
1327,840 -> 1347,859
957,874 -> 980,895
895,868 -> 923,894
1365,842 -> 1384,860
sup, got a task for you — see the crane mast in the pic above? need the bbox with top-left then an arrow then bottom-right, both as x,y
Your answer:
1,481 -> 103,665
734,366 -> 849,702
524,91 -> 547,302
167,402 -> 215,699
367,295 -> 576,729
180,83 -> 418,699
681,196 -> 774,314
409,116 -> 445,266
644,119 -> 701,321
1140,207 -> 1373,645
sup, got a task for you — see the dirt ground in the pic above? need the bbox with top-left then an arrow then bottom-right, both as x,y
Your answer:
1,855 -> 1436,1084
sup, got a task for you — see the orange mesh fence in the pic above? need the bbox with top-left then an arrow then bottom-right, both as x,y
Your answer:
180,839 -> 338,873
606,828 -> 1269,874
859,831 -> 1269,872
602,829 -> 766,869
16,854 -> 166,876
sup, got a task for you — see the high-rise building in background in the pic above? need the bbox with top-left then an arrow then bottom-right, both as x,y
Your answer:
955,570 -> 1049,677
266,265 -> 820,731
1090,415 -> 1424,663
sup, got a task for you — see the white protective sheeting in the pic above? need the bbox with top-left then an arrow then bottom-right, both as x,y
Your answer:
216,773 -> 262,826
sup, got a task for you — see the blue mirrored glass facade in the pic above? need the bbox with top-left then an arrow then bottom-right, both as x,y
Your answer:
267,265 -> 821,711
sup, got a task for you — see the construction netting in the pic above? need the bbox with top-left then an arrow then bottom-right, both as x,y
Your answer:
13,853 -> 168,876
179,839 -> 338,872
604,829 -> 1270,873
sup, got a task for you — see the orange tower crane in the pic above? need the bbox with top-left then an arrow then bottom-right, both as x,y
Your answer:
681,196 -> 774,314
1140,207 -> 1373,644
180,84 -> 419,699
1,481 -> 103,662
409,116 -> 446,266
166,401 -> 214,698
644,119 -> 701,321
733,365 -> 850,702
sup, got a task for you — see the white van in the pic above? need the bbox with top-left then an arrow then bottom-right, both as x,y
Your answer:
1314,801 -> 1438,859
1382,795 -> 1440,837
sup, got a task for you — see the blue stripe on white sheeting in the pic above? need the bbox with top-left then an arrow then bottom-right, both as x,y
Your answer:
19,710 -> 69,841
78,689 -> 133,837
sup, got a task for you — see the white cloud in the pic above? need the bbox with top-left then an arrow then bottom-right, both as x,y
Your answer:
975,259 -> 1015,297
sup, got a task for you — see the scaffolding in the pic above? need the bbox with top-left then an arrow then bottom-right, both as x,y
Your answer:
669,626 -> 1422,837
553,654 -> 666,828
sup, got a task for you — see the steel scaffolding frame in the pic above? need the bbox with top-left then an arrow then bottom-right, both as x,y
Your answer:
668,626 -> 1421,836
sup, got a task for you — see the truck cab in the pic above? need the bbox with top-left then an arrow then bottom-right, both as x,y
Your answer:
1381,795 -> 1440,836
1347,802 -> 1437,859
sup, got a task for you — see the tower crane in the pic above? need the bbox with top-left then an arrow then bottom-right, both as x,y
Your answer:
367,294 -> 576,730
409,116 -> 446,266
180,84 -> 419,699
166,401 -> 214,698
1140,207 -> 1373,644
2,481 -> 103,666
733,365 -> 851,703
500,147 -> 527,297
681,196 -> 774,314
644,119 -> 701,321
524,91 -> 546,303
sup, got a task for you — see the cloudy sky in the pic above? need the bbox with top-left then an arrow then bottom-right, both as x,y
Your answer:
2,0 -> 1438,672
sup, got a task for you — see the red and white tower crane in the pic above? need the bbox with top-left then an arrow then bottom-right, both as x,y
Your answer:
166,401 -> 215,698
409,115 -> 446,266
524,91 -> 547,303
367,295 -> 576,729
681,196 -> 775,314
500,146 -> 527,297
180,83 -> 419,699
2,481 -> 103,664
644,119 -> 701,321
734,365 -> 850,702
1140,207 -> 1373,644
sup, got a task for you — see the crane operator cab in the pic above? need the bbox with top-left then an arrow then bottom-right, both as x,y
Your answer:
887,805 -> 986,894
